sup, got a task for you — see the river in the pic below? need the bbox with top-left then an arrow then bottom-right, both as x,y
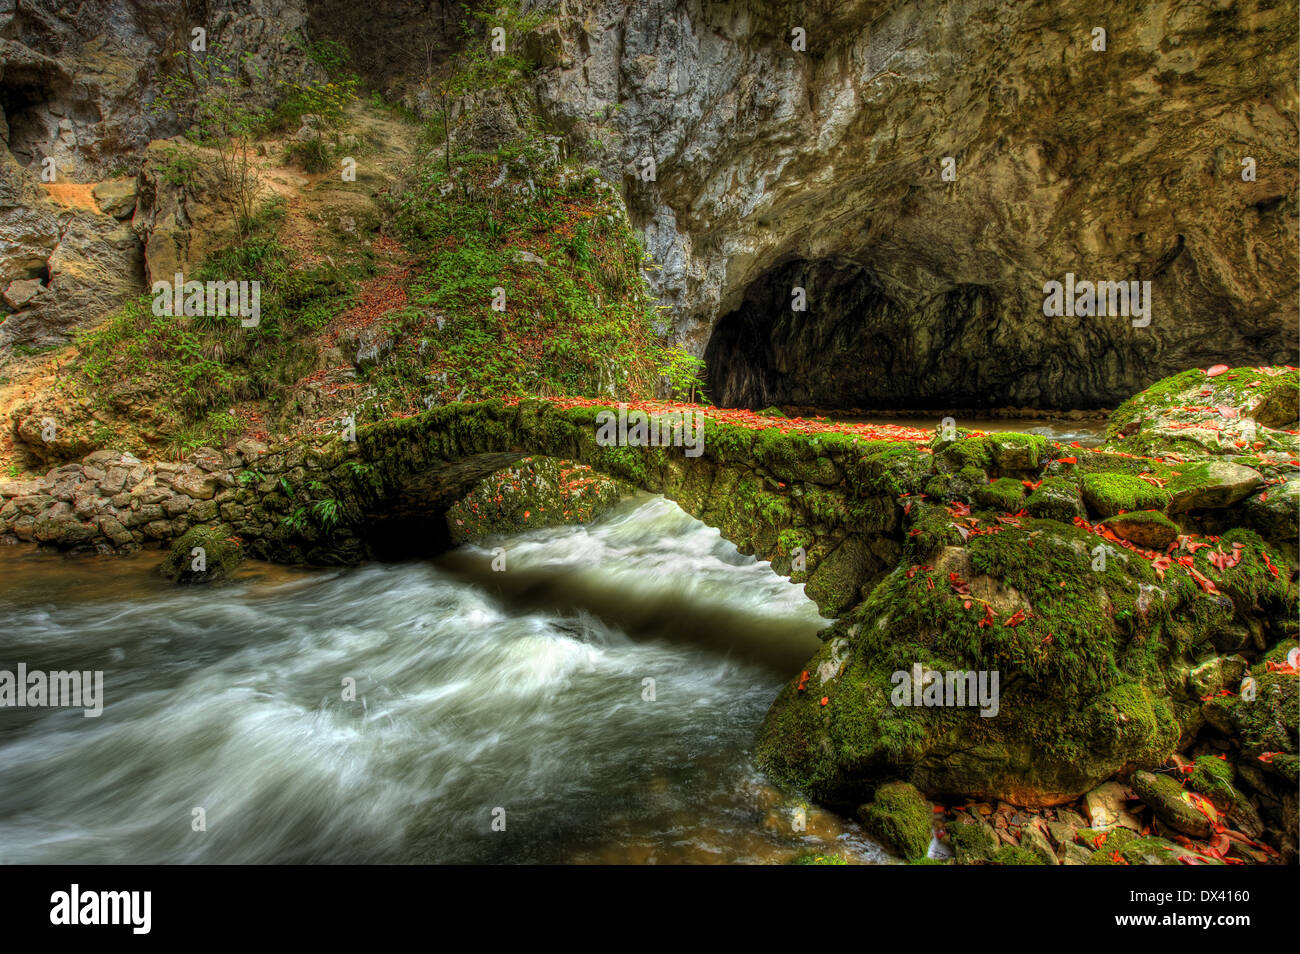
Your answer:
0,493 -> 889,864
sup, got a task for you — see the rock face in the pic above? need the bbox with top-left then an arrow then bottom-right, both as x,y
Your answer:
530,0 -> 1298,409
0,0 -> 319,347
5,0 -> 1294,394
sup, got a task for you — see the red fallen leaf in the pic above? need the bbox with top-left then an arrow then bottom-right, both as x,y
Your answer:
1259,492 -> 1268,502
1258,752 -> 1277,764
909,528 -> 923,537
1111,851 -> 1126,864
1041,633 -> 1053,644
963,599 -> 972,609
1092,832 -> 1108,849
1003,609 -> 1028,627
1023,479 -> 1042,491
819,696 -> 829,707
1056,456 -> 1078,465
1070,441 -> 1083,448
926,577 -> 934,590
1206,364 -> 1230,377
797,670 -> 809,691
978,605 -> 996,628
1262,551 -> 1280,578
904,501 -> 913,515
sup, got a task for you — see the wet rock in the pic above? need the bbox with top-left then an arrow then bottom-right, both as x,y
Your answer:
1242,478 -> 1300,544
947,813 -> 999,864
1165,462 -> 1263,513
1131,770 -> 1212,838
1083,782 -> 1141,831
159,525 -> 242,584
1017,821 -> 1059,865
1099,511 -> 1180,549
856,782 -> 932,862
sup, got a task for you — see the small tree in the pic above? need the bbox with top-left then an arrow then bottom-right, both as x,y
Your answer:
154,45 -> 269,240
658,347 -> 708,403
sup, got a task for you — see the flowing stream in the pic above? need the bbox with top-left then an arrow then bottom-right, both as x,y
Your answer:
0,493 -> 887,864
0,418 -> 1108,864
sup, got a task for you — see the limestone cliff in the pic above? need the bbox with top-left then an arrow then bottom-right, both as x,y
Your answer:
2,0 -> 1297,410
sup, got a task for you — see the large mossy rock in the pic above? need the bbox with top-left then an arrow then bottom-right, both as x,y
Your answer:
1106,366 -> 1299,464
159,524 -> 242,583
756,370 -> 1298,809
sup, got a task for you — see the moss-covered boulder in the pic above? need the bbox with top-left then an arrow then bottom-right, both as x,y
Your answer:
925,465 -> 988,503
1079,473 -> 1170,518
1098,511 -> 1180,549
974,477 -> 1026,513
1130,770 -> 1212,838
756,510 -> 1292,808
159,524 -> 242,583
947,814 -> 1000,863
856,782 -> 933,861
1024,476 -> 1085,521
1121,836 -> 1208,865
1165,461 -> 1263,514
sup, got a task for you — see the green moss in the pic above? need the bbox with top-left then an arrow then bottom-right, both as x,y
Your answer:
367,133 -> 666,419
857,782 -> 933,862
159,524 -> 242,583
789,852 -> 849,865
1079,473 -> 1170,517
948,816 -> 1000,863
1076,827 -> 1136,851
974,476 -> 1026,513
1024,476 -> 1085,521
990,845 -> 1045,865
1098,510 -> 1180,549
1187,755 -> 1238,807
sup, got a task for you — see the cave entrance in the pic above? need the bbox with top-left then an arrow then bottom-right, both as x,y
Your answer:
704,258 -> 1001,412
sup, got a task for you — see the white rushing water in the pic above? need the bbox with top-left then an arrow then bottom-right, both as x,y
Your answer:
0,493 -> 889,864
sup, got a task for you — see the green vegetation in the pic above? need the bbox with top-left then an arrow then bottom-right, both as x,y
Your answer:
71,211 -> 368,457
369,135 -> 665,419
856,782 -> 932,862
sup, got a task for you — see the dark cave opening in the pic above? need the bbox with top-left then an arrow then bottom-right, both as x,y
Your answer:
704,258 -> 1005,412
